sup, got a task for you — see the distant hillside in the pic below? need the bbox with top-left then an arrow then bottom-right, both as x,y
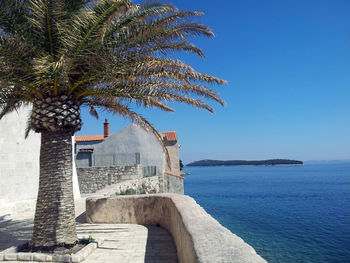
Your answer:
187,159 -> 303,166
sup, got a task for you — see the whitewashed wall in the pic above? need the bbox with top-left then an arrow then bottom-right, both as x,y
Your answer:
0,105 -> 40,204
0,105 -> 80,215
92,124 -> 166,176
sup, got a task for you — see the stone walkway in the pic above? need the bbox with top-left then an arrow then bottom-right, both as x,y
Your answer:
80,224 -> 177,263
0,198 -> 178,263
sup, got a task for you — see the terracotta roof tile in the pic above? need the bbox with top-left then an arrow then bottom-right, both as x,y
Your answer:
164,171 -> 184,179
160,131 -> 177,142
75,131 -> 177,143
75,135 -> 105,142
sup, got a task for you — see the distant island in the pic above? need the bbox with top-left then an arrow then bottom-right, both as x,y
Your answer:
187,159 -> 303,167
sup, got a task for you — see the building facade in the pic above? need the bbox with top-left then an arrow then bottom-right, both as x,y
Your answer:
75,121 -> 181,176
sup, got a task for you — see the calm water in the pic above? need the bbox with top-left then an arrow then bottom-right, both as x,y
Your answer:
184,163 -> 350,263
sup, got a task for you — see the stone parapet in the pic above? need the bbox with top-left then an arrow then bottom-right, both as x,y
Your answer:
86,194 -> 266,263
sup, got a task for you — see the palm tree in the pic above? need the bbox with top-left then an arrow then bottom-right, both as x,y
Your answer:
0,0 -> 225,250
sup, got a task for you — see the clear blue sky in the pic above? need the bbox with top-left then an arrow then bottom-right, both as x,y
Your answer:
76,0 -> 350,164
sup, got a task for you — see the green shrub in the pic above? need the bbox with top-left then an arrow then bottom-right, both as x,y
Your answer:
119,188 -> 136,195
80,236 -> 95,245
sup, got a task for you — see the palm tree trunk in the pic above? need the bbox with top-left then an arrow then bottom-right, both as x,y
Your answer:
30,130 -> 78,248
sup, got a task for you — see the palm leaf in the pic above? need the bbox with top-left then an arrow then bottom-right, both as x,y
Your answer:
0,0 -> 226,166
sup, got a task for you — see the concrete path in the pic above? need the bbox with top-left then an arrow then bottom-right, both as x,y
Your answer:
0,198 -> 178,262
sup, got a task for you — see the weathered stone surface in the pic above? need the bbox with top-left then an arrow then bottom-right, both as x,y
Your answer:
32,252 -> 46,261
30,131 -> 78,248
52,254 -> 71,262
3,253 -> 17,260
78,167 -> 184,195
0,246 -> 96,262
17,252 -> 32,261
71,253 -> 82,263
31,96 -> 81,134
72,242 -> 97,261
113,176 -> 161,195
162,174 -> 184,194
82,247 -> 90,259
86,194 -> 267,263
45,254 -> 53,261
94,238 -> 104,247
77,165 -> 142,194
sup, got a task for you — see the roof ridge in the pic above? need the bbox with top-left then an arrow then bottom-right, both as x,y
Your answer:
75,134 -> 105,142
75,130 -> 177,142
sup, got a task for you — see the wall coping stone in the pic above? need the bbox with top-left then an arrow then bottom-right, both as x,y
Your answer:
86,193 -> 266,263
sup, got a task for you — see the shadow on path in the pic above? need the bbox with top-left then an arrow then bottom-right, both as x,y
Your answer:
75,211 -> 86,223
0,214 -> 179,262
0,215 -> 33,250
0,207 -> 86,251
144,225 -> 178,263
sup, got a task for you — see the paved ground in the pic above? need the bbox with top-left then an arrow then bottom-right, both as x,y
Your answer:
80,224 -> 177,263
0,198 -> 178,263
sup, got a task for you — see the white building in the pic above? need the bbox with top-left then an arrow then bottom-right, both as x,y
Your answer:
75,121 -> 181,176
0,106 -> 80,215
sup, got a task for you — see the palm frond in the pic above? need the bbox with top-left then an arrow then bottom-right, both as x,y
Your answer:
71,0 -> 130,58
0,1 -> 31,41
0,85 -> 28,119
64,0 -> 90,18
89,104 -> 99,119
103,1 -> 176,41
0,0 -> 226,153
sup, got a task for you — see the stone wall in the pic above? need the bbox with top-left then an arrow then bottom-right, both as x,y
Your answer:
93,174 -> 184,196
77,165 -> 142,194
110,176 -> 161,195
86,194 -> 266,263
163,173 -> 184,194
164,141 -> 181,176
77,165 -> 184,195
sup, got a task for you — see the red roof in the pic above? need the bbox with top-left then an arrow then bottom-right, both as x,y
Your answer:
160,131 -> 178,142
75,131 -> 177,143
75,135 -> 105,142
164,171 -> 184,179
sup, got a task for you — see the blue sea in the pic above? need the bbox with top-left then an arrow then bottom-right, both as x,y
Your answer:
184,163 -> 350,263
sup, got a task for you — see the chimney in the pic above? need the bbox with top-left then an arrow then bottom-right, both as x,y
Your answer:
104,119 -> 110,138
